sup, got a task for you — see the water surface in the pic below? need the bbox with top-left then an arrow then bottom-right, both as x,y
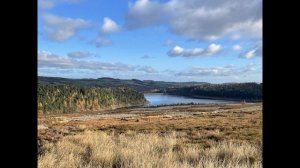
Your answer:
144,93 -> 236,106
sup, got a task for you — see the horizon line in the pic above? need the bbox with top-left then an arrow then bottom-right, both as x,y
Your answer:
38,75 -> 262,84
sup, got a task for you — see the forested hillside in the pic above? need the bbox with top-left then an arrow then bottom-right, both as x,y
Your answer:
165,83 -> 262,101
38,84 -> 147,114
38,76 -> 208,92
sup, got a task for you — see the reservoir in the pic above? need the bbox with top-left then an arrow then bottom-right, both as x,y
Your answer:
144,93 -> 237,106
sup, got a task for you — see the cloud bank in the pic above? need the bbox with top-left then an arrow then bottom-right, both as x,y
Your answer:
38,51 -> 158,73
125,0 -> 262,40
176,64 -> 259,77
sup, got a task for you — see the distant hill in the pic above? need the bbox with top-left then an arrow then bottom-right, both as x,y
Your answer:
164,83 -> 262,101
38,76 -> 209,92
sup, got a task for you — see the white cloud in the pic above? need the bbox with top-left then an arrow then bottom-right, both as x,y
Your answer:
233,45 -> 242,51
177,67 -> 234,77
240,44 -> 262,59
39,0 -> 81,9
243,50 -> 256,59
168,43 -> 221,57
206,43 -> 222,55
125,0 -> 166,29
67,51 -> 91,58
125,0 -> 262,40
38,51 -> 158,73
169,46 -> 185,56
42,13 -> 90,41
89,17 -> 120,48
101,17 -> 120,33
38,51 -> 135,71
224,19 -> 262,39
176,63 -> 258,77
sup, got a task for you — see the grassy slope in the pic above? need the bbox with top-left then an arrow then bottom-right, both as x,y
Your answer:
39,131 -> 261,168
38,103 -> 262,168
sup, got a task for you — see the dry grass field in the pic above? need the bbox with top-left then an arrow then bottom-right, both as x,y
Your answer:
38,103 -> 262,168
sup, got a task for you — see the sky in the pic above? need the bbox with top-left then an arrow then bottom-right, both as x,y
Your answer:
38,0 -> 262,83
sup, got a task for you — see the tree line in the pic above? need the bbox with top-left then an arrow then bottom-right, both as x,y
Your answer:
38,84 -> 147,114
38,76 -> 208,92
164,83 -> 262,101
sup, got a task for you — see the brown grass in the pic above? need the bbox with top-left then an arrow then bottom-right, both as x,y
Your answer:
38,103 -> 262,168
38,131 -> 261,168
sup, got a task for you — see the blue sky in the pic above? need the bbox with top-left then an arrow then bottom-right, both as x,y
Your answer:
38,0 -> 262,83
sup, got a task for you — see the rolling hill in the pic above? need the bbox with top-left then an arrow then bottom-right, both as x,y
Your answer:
38,76 -> 208,92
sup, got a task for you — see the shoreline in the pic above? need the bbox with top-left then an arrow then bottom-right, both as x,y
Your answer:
144,92 -> 262,102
